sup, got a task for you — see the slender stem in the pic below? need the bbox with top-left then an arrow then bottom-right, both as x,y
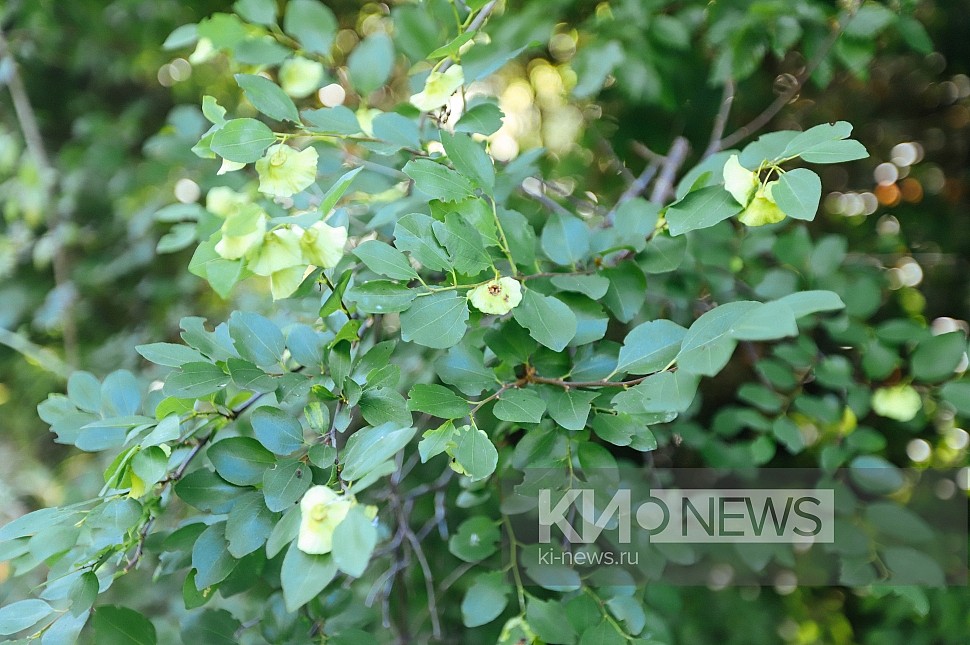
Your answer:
439,0 -> 498,74
502,515 -> 527,612
649,136 -> 690,204
0,28 -> 78,366
717,3 -> 861,151
703,78 -> 736,158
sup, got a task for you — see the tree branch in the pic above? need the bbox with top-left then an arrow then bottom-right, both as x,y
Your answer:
703,78 -> 736,158
717,5 -> 860,151
0,28 -> 78,366
439,0 -> 498,74
649,137 -> 690,204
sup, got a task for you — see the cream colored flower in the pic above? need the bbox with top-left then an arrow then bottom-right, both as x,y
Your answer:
738,181 -> 786,227
279,56 -> 325,98
409,65 -> 464,113
215,204 -> 267,260
872,384 -> 922,422
300,221 -> 347,269
248,226 -> 304,276
205,186 -> 249,218
255,144 -> 319,198
297,485 -> 353,555
467,277 -> 523,315
270,265 -> 309,300
722,154 -> 759,207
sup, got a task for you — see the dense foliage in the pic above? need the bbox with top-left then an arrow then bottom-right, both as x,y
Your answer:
1,0 -> 968,643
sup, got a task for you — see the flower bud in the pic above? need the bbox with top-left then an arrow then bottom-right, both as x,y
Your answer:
737,182 -> 786,227
467,277 -> 523,315
205,186 -> 249,218
872,384 -> 922,422
300,221 -> 347,269
297,485 -> 353,555
722,154 -> 758,207
279,56 -> 325,98
255,144 -> 319,198
248,226 -> 304,276
409,65 -> 464,113
215,204 -> 267,260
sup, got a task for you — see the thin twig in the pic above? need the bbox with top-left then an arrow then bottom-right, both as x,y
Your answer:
649,137 -> 690,204
0,28 -> 78,366
630,141 -> 667,164
717,4 -> 861,151
439,0 -> 498,74
703,78 -> 736,158
604,161 -> 660,225
518,184 -> 573,217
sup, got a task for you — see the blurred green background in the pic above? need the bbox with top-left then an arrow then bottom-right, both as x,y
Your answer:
1,0 -> 968,642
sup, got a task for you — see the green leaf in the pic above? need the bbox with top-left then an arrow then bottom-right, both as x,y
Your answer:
283,0 -> 337,54
400,292 -> 469,349
180,609 -> 240,645
227,358 -> 277,393
163,361 -> 229,398
207,436 -> 276,486
101,370 -> 141,416
773,168 -> 821,221
601,262 -> 647,323
776,290 -> 846,317
408,384 -> 469,419
527,597 -> 578,644
234,74 -> 299,122
225,491 -> 276,557
318,167 -> 362,216
348,33 -> 394,95
511,289 -> 577,352
613,371 -> 700,414
69,571 -> 99,617
940,381 -> 970,416
545,389 -> 599,430
403,159 -> 475,202
550,274 -> 610,300
263,460 -> 312,512
493,388 -> 546,424
799,139 -> 868,164
372,112 -> 421,152
233,0 -> 276,25
616,320 -> 687,375
228,311 -> 285,368
0,599 -> 53,636
461,571 -> 509,627
188,237 -> 243,298
332,505 -> 378,577
440,131 -> 495,192
131,446 -> 168,488
455,103 -> 505,136
911,331 -> 967,382
175,469 -> 244,513
192,523 -> 237,589
730,301 -> 799,341
281,544 -> 338,612
303,106 -> 361,135
677,301 -> 759,376
359,387 -> 411,426
92,606 -> 157,645
541,213 -> 590,265
433,212 -> 491,274
341,423 -> 416,481
781,121 -> 853,157
135,342 -> 206,368
666,185 -> 741,236
266,506 -> 300,558
345,280 -> 417,314
394,213 -> 453,271
449,516 -> 500,562
67,370 -> 102,413
251,407 -> 304,455
210,118 -> 275,163
451,425 -> 498,480
352,240 -> 418,280
419,421 -> 457,462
